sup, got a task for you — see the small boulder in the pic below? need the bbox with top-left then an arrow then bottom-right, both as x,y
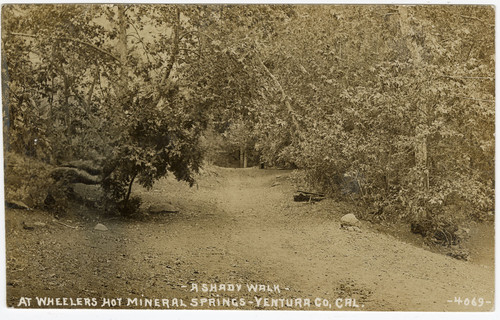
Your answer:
94,223 -> 108,231
34,222 -> 47,227
340,213 -> 360,227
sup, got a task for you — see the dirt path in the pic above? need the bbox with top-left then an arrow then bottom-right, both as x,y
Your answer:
5,167 -> 495,311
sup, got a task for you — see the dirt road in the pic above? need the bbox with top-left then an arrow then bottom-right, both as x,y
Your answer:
5,167 -> 495,311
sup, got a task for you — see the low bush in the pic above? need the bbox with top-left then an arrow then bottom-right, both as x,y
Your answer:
4,151 -> 73,214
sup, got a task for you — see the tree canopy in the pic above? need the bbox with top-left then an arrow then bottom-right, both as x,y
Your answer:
2,4 -> 494,227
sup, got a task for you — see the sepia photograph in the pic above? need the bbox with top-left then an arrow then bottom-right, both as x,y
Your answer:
0,2 -> 496,316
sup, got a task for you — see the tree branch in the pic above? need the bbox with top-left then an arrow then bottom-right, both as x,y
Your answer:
255,55 -> 301,134
454,96 -> 495,102
128,21 -> 160,72
460,15 -> 494,27
441,75 -> 494,80
8,32 -> 120,62
6,86 -> 40,112
160,7 -> 180,89
59,37 -> 120,62
180,30 -> 214,42
87,66 -> 99,109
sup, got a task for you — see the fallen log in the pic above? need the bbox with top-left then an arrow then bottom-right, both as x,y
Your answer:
296,190 -> 325,197
51,167 -> 101,185
293,192 -> 325,202
6,200 -> 31,210
60,160 -> 103,176
54,220 -> 79,229
147,203 -> 180,214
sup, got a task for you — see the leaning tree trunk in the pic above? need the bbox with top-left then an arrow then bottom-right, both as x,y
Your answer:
124,173 -> 137,204
159,6 -> 180,92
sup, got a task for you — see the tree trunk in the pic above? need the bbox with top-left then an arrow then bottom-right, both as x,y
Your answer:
239,145 -> 244,168
160,6 -> 180,90
125,173 -> 137,204
243,150 -> 248,168
117,5 -> 128,94
152,6 -> 180,110
398,6 -> 429,195
257,56 -> 302,137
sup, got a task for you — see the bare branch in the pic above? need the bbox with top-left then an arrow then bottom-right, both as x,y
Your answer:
8,32 -> 120,62
7,32 -> 36,38
441,75 -> 494,80
460,15 -> 494,27
54,220 -> 78,229
455,96 -> 495,103
128,21 -> 160,72
256,55 -> 302,134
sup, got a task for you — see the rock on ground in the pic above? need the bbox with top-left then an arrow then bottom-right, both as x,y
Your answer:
94,223 -> 108,231
340,213 -> 360,227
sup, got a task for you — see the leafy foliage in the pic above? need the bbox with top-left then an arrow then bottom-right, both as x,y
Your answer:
3,4 -> 210,214
253,5 -> 494,242
194,5 -> 494,243
2,5 -> 494,234
3,151 -> 68,211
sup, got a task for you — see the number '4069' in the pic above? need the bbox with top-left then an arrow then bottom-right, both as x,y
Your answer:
453,297 -> 487,307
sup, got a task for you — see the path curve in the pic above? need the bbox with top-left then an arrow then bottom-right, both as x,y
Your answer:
5,167 -> 495,311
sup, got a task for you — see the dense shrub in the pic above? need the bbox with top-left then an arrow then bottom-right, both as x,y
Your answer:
4,152 -> 68,212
